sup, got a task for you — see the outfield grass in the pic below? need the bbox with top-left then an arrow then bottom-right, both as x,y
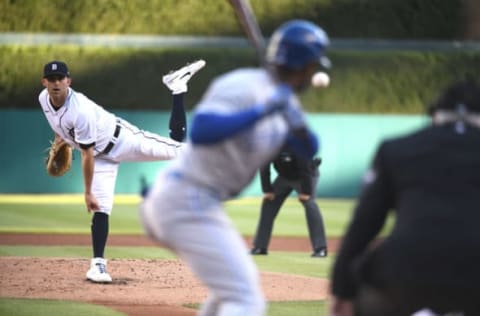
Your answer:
267,301 -> 327,315
0,195 -> 359,237
0,195 -> 392,237
0,298 -> 124,316
0,245 -> 176,260
0,195 -> 392,316
185,301 -> 328,316
0,298 -> 327,316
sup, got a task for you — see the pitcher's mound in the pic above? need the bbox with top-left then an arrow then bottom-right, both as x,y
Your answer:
0,257 -> 328,315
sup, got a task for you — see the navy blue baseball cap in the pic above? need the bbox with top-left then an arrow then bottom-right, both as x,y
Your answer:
43,61 -> 70,78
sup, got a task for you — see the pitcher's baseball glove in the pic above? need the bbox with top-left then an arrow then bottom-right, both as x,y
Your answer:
45,140 -> 73,177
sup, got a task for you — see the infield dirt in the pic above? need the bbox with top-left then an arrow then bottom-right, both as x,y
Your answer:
0,233 -> 339,315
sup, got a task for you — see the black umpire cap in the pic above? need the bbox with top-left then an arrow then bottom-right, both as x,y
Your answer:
43,61 -> 70,78
428,78 -> 480,114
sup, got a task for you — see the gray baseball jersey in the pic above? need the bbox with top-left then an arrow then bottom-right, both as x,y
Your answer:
141,68 -> 309,316
160,68 -> 304,200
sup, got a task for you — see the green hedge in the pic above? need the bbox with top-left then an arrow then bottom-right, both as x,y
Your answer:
0,45 -> 256,111
0,0 -> 465,39
1,45 -> 479,113
302,50 -> 480,113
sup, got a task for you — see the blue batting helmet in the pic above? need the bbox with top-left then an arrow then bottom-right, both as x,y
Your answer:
265,20 -> 330,70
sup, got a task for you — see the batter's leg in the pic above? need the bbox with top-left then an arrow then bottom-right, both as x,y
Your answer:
197,294 -> 221,316
140,174 -> 264,315
194,225 -> 265,316
252,177 -> 292,252
164,211 -> 266,316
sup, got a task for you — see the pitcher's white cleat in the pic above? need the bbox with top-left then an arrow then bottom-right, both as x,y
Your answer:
162,59 -> 206,94
86,257 -> 112,283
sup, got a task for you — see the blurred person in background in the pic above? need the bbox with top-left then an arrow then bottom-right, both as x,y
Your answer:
329,78 -> 480,316
250,147 -> 327,258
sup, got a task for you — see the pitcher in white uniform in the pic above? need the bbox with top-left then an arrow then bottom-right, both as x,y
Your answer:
39,59 -> 205,283
141,20 -> 331,316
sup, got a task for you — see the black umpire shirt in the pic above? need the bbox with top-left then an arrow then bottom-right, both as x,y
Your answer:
260,149 -> 321,195
331,123 -> 480,299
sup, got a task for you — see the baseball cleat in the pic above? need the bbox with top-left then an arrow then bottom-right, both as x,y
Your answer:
86,257 -> 112,283
311,247 -> 328,258
250,247 -> 268,255
163,59 -> 206,94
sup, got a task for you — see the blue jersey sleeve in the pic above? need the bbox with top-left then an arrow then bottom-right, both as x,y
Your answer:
190,106 -> 264,144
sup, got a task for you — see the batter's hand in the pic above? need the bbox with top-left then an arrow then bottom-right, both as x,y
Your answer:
298,193 -> 310,202
263,192 -> 275,201
85,192 -> 100,213
328,297 -> 353,316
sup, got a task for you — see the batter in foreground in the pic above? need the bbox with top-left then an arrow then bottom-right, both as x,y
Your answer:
141,19 -> 330,316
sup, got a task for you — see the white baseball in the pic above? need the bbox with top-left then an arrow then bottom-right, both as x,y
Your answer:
311,72 -> 330,88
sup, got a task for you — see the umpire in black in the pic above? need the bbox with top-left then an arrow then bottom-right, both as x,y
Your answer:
329,79 -> 480,316
250,147 -> 328,257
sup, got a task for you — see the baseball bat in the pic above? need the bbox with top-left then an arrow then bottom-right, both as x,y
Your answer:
228,0 -> 315,137
228,0 -> 267,67
229,1 -> 330,91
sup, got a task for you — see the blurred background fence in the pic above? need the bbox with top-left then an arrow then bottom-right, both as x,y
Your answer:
1,0 -> 478,197
0,109 -> 427,197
